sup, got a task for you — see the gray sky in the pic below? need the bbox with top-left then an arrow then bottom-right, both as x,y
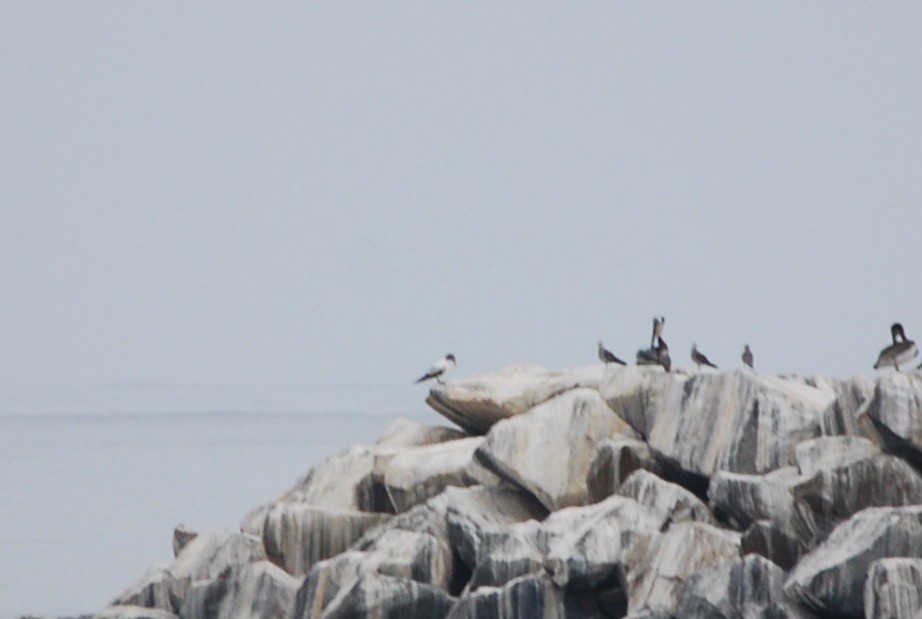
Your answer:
2,4 -> 921,399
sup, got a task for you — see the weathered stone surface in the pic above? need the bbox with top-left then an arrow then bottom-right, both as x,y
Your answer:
170,530 -> 266,582
426,364 -> 605,434
617,469 -> 714,526
384,437 -> 483,512
676,554 -> 809,619
808,375 -> 878,440
785,506 -> 922,617
172,525 -> 197,558
586,437 -> 662,502
373,417 -> 467,449
794,435 -> 881,476
707,467 -> 802,533
180,561 -> 300,619
623,520 -> 741,615
602,368 -> 832,477
110,565 -> 188,614
262,503 -> 390,576
447,573 -> 565,619
790,453 -> 922,547
469,521 -> 546,590
864,558 -> 922,619
864,373 -> 922,467
476,388 -> 638,511
95,606 -> 179,619
350,527 -> 454,589
443,485 -> 548,572
741,520 -> 802,572
292,570 -> 456,619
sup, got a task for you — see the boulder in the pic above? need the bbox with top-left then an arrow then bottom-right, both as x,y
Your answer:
794,435 -> 881,476
95,606 -> 179,619
741,520 -> 802,572
262,503 -> 390,576
172,525 -> 198,558
785,506 -> 922,617
350,528 -> 454,589
809,375 -> 877,440
616,469 -> 715,526
676,554 -> 809,618
602,368 -> 832,477
292,570 -> 456,618
864,558 -> 922,619
383,437 -> 483,512
475,388 -> 639,511
447,573 -> 565,619
373,417 -> 467,449
707,467 -> 802,533
864,373 -> 922,467
180,561 -> 300,619
425,365 -> 605,434
622,520 -> 741,614
110,565 -> 188,615
586,437 -> 662,502
170,530 -> 266,582
469,521 -> 546,590
790,453 -> 922,547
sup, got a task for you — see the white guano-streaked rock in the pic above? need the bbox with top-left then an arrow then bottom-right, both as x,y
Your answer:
794,435 -> 881,476
475,388 -> 639,511
602,368 -> 832,477
785,506 -> 922,617
180,561 -> 300,619
586,437 -> 662,502
170,530 -> 266,582
110,565 -> 188,615
447,573 -> 565,619
864,373 -> 922,467
707,467 -> 803,533
864,558 -> 922,619
383,437 -> 483,512
616,469 -> 715,526
676,554 -> 810,619
426,364 -> 606,434
262,503 -> 390,576
95,606 -> 179,619
623,521 -> 741,615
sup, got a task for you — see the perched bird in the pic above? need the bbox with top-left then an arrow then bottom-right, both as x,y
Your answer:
636,346 -> 659,366
415,353 -> 457,384
656,337 -> 672,373
874,323 -> 918,372
742,344 -> 754,369
651,316 -> 665,348
691,343 -> 718,370
598,341 -> 627,365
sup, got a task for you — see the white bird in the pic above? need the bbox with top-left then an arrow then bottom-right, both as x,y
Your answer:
742,344 -> 754,369
691,343 -> 718,370
598,341 -> 626,365
415,353 -> 456,384
874,323 -> 918,371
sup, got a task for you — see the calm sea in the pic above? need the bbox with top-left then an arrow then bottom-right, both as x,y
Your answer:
0,385 -> 433,618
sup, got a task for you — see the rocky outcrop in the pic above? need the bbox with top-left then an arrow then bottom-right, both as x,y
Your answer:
475,388 -> 638,511
447,573 -> 565,619
602,368 -> 832,478
95,606 -> 179,619
864,557 -> 922,619
676,554 -> 809,618
785,506 -> 922,617
864,373 -> 922,467
708,467 -> 802,533
383,437 -> 483,512
180,561 -> 300,619
617,469 -> 714,526
586,437 -> 662,502
426,365 -> 605,434
741,520 -> 802,571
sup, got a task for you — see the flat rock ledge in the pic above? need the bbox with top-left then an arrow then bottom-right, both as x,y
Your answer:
94,368 -> 922,618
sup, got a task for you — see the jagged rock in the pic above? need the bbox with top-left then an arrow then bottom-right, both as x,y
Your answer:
790,453 -> 922,547
262,503 -> 390,576
373,417 -> 467,449
794,435 -> 881,476
623,520 -> 741,614
586,437 -> 662,502
443,485 -> 548,572
785,506 -> 922,617
172,525 -> 197,558
446,573 -> 565,619
170,530 -> 265,582
110,565 -> 188,614
95,606 -> 179,619
469,495 -> 665,591
741,520 -> 802,572
808,375 -> 878,440
179,561 -> 300,619
676,554 -> 809,618
383,437 -> 483,512
707,467 -> 802,533
616,470 -> 715,526
292,570 -> 456,618
864,373 -> 922,467
425,364 -> 605,434
475,388 -> 639,511
350,528 -> 454,589
864,558 -> 922,619
602,368 -> 832,477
